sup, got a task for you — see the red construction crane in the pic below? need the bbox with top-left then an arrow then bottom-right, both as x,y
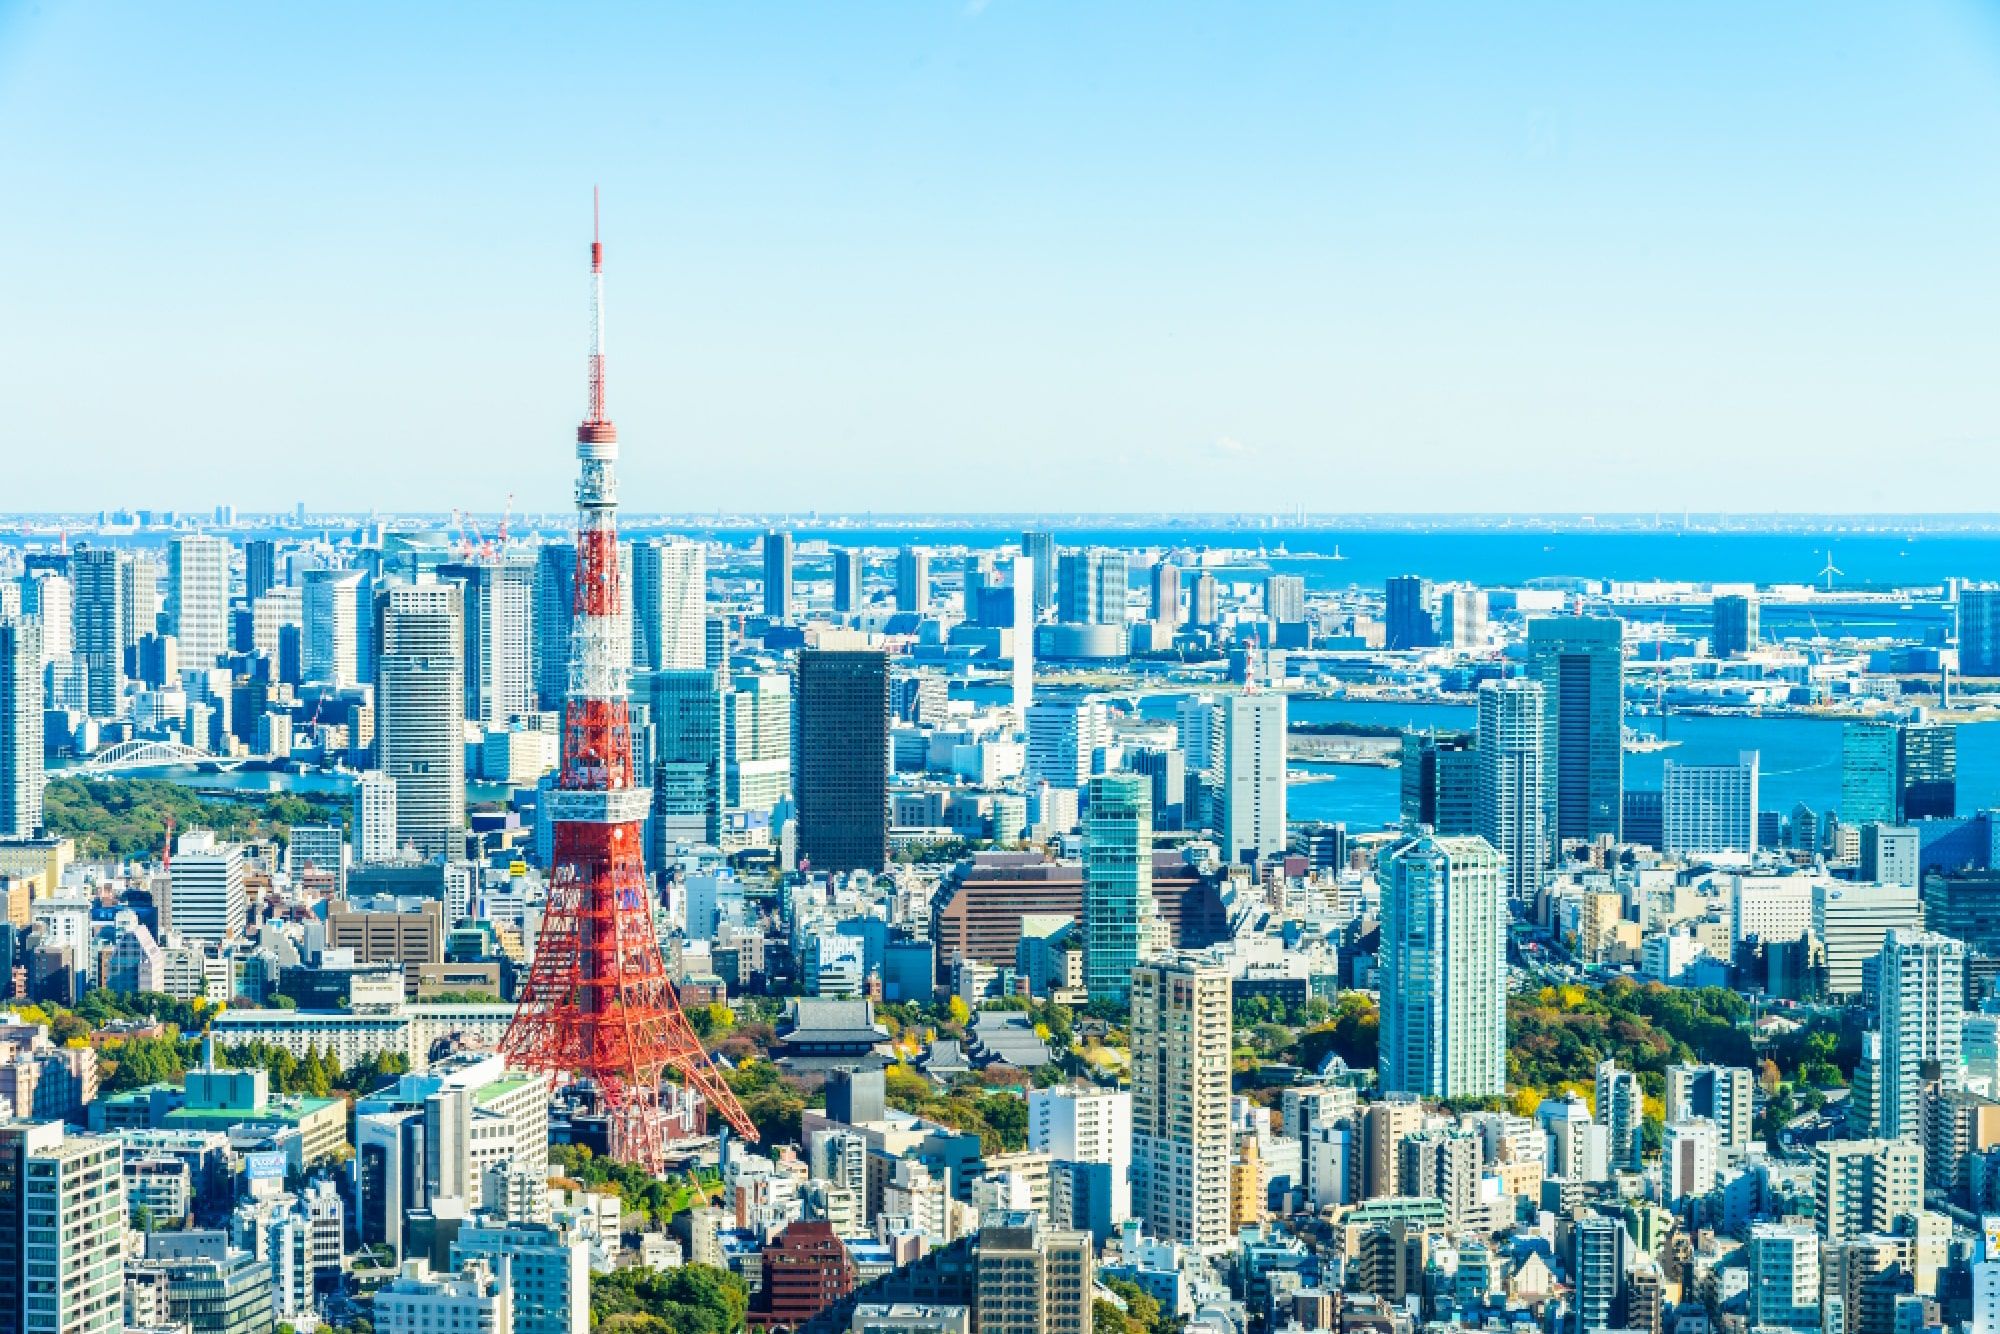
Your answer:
500,194 -> 758,1166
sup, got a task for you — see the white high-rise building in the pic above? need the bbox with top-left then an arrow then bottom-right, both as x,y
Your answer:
726,672 -> 791,815
168,830 -> 247,945
1027,697 -> 1108,791
1747,1223 -> 1821,1330
374,1258 -> 512,1334
6,1124 -> 125,1334
1028,1086 -> 1132,1224
354,771 -> 399,863
1378,834 -> 1506,1100
1662,1117 -> 1719,1206
1130,955 -> 1232,1252
1877,928 -> 1964,1140
633,538 -> 706,672
1011,552 -> 1035,715
1222,691 -> 1286,864
376,583 -> 467,860
0,618 -> 42,837
1663,752 -> 1760,856
1478,679 -> 1549,902
302,568 -> 365,687
449,557 -> 536,729
1666,1064 -> 1755,1164
1730,874 -> 1813,951
253,587 -> 303,665
166,534 -> 231,667
22,572 -> 72,666
1812,881 -> 1923,999
121,553 -> 161,648
1815,1138 -> 1921,1242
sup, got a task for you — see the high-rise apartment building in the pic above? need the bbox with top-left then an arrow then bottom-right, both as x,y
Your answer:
763,530 -> 795,623
1022,530 -> 1057,618
1191,572 -> 1219,628
121,554 -> 160,651
1876,928 -> 1964,1140
168,830 -> 247,945
0,1125 -> 124,1334
21,575 -> 70,669
1083,773 -> 1155,1004
1439,587 -> 1487,649
1011,553 -> 1035,714
1713,593 -> 1759,658
1130,956 -> 1232,1252
1665,1064 -> 1755,1164
1377,834 -> 1505,1100
1570,1214 -> 1626,1334
1746,1224 -> 1820,1330
632,538 -> 705,672
376,583 -> 467,860
895,546 -> 930,615
1056,550 -> 1126,625
1596,1060 -> 1644,1172
1222,691 -> 1286,864
1814,1138 -> 1921,1242
1264,574 -> 1305,627
70,549 -> 123,718
795,649 -> 890,873
302,569 -> 365,688
353,771 -> 399,864
831,549 -> 864,614
166,535 -> 230,668
1028,1086 -> 1132,1225
1027,696 -> 1108,792
974,1216 -> 1093,1334
1150,562 -> 1181,628
1478,679 -> 1550,903
1662,752 -> 1759,856
0,621 -> 41,838
1384,575 -> 1435,650
1525,616 -> 1625,845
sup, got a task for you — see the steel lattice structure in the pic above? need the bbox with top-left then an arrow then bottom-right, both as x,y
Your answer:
501,195 -> 759,1164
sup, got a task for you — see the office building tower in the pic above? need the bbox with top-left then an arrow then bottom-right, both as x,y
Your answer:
645,668 -> 725,851
1130,956 -> 1232,1252
169,830 -> 247,944
763,530 -> 795,623
974,1216 -> 1093,1334
1378,834 -> 1505,1100
1399,731 -> 1479,835
831,549 -> 864,614
376,583 -> 467,859
301,569 -> 364,688
244,539 -> 277,603
1571,1214 -> 1626,1334
1961,585 -> 2000,676
1815,1138 -> 1921,1241
121,554 -> 160,649
726,672 -> 791,815
1898,723 -> 1956,820
1478,679 -> 1550,902
532,545 -> 577,712
1876,929 -> 1963,1140
0,620 -> 41,837
251,587 -> 300,669
0,1125 -> 124,1334
1190,572 -> 1220,628
71,549 -> 123,718
1596,1060 -> 1644,1172
353,771 -> 399,863
1384,575 -> 1435,650
1029,1087 -> 1132,1225
1439,587 -> 1487,649
1812,881 -> 1922,999
20,574 -> 70,668
1150,562 -> 1181,628
1264,574 -> 1305,626
1525,616 -> 1625,844
1860,824 -> 1921,889
1842,721 -> 1900,826
895,546 -> 930,614
1083,773 -> 1155,1003
165,535 -> 230,668
795,649 -> 890,873
632,538 -> 705,672
1666,1064 -> 1755,1164
1662,752 -> 1759,856
1027,696 -> 1109,791
442,556 -> 535,728
1746,1224 -> 1821,1330
1011,553 -> 1034,713
1713,592 -> 1759,658
1056,549 -> 1126,625
1022,529 -> 1057,617
1222,691 -> 1286,864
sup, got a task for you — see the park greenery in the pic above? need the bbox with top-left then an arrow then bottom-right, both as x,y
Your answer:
1095,1277 -> 1179,1334
41,775 -> 348,858
549,1144 -> 720,1227
589,1264 -> 748,1334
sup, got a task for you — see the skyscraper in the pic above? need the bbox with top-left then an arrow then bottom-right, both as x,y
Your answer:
20,574 -> 70,667
763,530 -> 795,623
1022,529 -> 1057,617
168,829 -> 247,944
120,553 -> 160,650
1662,752 -> 1759,856
1221,691 -> 1286,864
301,568 -> 364,688
794,649 -> 890,873
1666,1064 -> 1755,1164
1595,1059 -> 1644,1172
1399,731 -> 1479,835
441,556 -> 536,728
1876,928 -> 1964,1141
1525,616 -> 1625,845
1190,572 -> 1220,628
894,546 -> 930,614
1083,772 -> 1155,1004
1377,834 -> 1505,1100
165,534 -> 230,668
1027,695 -> 1109,791
1130,955 -> 1232,1252
831,549 -> 864,614
726,671 -> 792,816
1570,1214 -> 1627,1334
1713,593 -> 1759,658
533,545 -> 577,712
353,771 -> 399,863
644,667 -> 725,851
1384,575 -> 1435,650
1056,549 -> 1127,625
1011,553 -> 1035,714
0,1124 -> 125,1334
1478,679 -> 1550,902
632,538 -> 706,672
1263,574 -> 1304,626
70,548 -> 123,718
1438,587 -> 1487,649
1960,584 -> 2000,676
0,619 -> 42,837
1898,723 -> 1956,820
1150,561 -> 1181,628
1841,721 -> 1900,826
376,583 -> 467,860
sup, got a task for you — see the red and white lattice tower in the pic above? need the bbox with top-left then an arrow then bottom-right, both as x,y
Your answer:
501,193 -> 759,1165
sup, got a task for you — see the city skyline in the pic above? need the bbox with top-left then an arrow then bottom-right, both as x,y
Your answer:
9,4 -> 2000,512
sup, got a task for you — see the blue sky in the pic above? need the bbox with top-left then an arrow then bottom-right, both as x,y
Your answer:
5,2 -> 2000,515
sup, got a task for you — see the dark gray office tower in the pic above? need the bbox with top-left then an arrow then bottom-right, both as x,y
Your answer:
71,547 -> 124,719
832,549 -> 865,614
705,615 -> 731,671
1961,585 -> 2000,677
1384,575 -> 1436,650
1899,723 -> 1956,820
1623,790 -> 1664,850
244,539 -> 278,603
1399,731 -> 1479,835
1022,529 -> 1057,617
533,544 -> 577,711
795,649 -> 890,873
1712,593 -> 1758,659
763,529 -> 795,623
1526,616 -> 1625,844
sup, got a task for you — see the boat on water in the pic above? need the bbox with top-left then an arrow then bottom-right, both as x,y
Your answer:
1622,731 -> 1680,753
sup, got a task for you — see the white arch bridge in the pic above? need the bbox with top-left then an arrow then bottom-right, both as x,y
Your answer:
79,740 -> 249,774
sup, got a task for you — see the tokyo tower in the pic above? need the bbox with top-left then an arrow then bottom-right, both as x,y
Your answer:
502,194 -> 759,1166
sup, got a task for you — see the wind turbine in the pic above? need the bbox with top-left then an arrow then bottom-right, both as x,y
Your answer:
1817,552 -> 1842,591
